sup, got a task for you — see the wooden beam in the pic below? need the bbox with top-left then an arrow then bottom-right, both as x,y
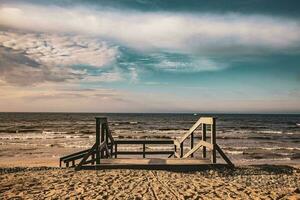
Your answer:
199,117 -> 214,125
178,118 -> 202,144
115,139 -> 174,144
202,124 -> 207,158
114,151 -> 174,155
180,142 -> 183,157
143,144 -> 146,158
96,118 -> 100,164
190,132 -> 194,158
75,143 -> 97,170
216,144 -> 234,168
211,118 -> 217,164
177,117 -> 215,144
182,140 -> 214,158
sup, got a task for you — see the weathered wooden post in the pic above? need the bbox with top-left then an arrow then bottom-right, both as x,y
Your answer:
190,132 -> 194,157
115,143 -> 118,158
202,123 -> 207,158
143,143 -> 146,158
95,117 -> 101,164
211,118 -> 217,163
180,143 -> 184,157
100,118 -> 105,158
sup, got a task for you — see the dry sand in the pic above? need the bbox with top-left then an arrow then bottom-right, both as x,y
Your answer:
0,165 -> 299,199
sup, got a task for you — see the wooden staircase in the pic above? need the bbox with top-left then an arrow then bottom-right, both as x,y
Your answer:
59,116 -> 234,170
173,117 -> 234,167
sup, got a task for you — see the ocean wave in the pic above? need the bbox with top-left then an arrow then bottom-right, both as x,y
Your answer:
259,130 -> 282,134
42,131 -> 67,134
225,150 -> 244,155
240,157 -> 292,162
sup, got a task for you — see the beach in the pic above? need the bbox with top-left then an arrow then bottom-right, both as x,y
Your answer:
0,165 -> 299,199
1,113 -> 300,199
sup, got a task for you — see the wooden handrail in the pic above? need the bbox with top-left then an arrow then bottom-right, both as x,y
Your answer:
176,117 -> 215,145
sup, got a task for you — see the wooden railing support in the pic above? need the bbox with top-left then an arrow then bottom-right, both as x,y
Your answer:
143,144 -> 146,158
202,124 -> 207,158
60,116 -> 234,170
95,118 -> 101,165
190,132 -> 194,158
211,119 -> 217,164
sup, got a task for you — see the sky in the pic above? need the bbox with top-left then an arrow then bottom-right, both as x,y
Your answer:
0,0 -> 300,113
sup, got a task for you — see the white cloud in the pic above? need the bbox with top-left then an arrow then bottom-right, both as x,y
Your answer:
0,31 -> 124,86
0,31 -> 118,67
1,4 -> 300,54
129,67 -> 138,83
154,57 -> 226,72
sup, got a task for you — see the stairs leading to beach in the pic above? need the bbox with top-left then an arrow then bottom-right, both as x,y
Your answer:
59,116 -> 234,170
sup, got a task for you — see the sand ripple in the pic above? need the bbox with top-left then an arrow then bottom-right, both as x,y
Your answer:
0,166 -> 299,199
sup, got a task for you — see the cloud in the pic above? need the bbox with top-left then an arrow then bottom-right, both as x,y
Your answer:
0,31 -> 118,68
129,67 -> 138,83
150,53 -> 226,72
0,31 -> 123,85
0,46 -> 85,85
1,4 -> 300,55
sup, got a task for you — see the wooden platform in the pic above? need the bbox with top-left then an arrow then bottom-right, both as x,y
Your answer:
79,158 -> 230,170
60,117 -> 234,170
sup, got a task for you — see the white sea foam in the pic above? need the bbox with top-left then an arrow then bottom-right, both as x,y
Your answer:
259,130 -> 282,134
225,150 -> 244,155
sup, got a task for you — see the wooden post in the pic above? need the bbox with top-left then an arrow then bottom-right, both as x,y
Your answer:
202,124 -> 207,158
91,153 -> 95,165
95,118 -> 100,165
180,142 -> 183,158
115,143 -> 118,158
143,144 -> 146,158
190,132 -> 194,157
174,144 -> 177,158
100,120 -> 105,158
211,118 -> 216,163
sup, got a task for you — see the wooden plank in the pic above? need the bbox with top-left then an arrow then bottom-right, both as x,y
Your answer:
183,141 -> 204,158
202,124 -> 207,158
115,143 -> 118,158
143,144 -> 146,158
180,142 -> 183,157
199,117 -> 214,125
114,151 -> 174,155
182,140 -> 213,158
100,121 -> 105,158
216,145 -> 234,167
178,117 -> 215,144
75,143 -> 98,170
105,124 -> 115,144
211,118 -> 216,164
190,132 -> 194,158
96,119 -> 100,164
63,149 -> 97,162
115,139 -> 174,144
60,149 -> 90,160
178,118 -> 202,144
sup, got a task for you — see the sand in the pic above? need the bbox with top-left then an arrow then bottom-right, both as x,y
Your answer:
0,165 -> 299,199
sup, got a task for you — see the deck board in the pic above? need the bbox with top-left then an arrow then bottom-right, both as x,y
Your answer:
80,158 -> 229,170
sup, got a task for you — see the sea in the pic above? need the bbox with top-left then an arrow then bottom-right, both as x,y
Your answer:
0,113 -> 300,165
